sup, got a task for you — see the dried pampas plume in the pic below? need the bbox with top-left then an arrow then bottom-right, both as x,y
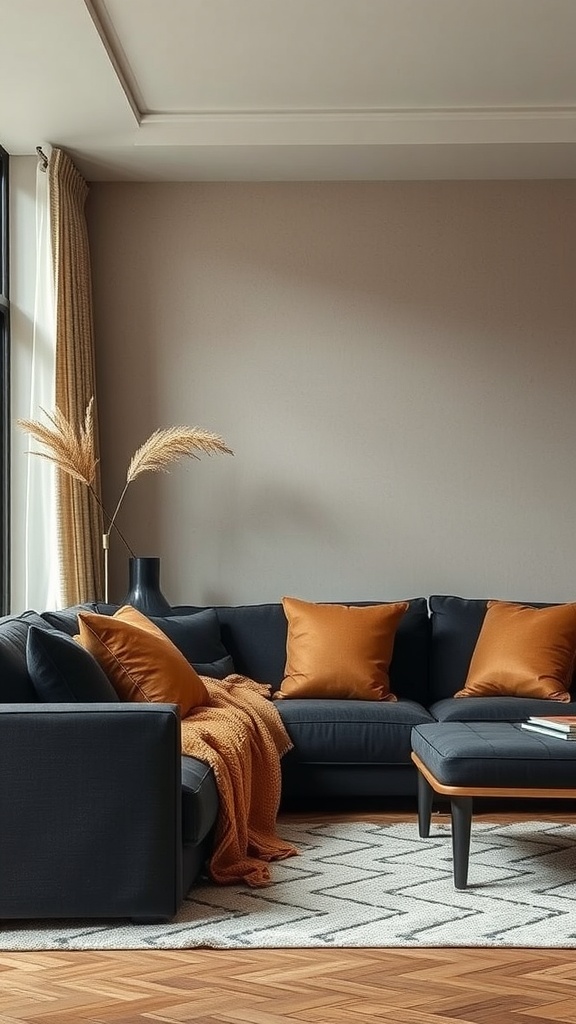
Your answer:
127,427 -> 234,482
18,398 -> 98,488
110,425 -> 234,535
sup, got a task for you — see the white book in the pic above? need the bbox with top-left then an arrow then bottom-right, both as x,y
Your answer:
528,716 -> 576,733
521,722 -> 576,741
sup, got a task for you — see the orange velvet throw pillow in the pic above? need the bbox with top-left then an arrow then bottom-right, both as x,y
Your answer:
276,596 -> 408,701
455,600 -> 576,702
76,605 -> 208,716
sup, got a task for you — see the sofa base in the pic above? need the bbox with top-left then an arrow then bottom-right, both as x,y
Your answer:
182,828 -> 215,896
281,762 -> 418,802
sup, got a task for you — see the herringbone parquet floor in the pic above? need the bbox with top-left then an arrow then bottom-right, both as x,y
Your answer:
1,809 -> 575,1024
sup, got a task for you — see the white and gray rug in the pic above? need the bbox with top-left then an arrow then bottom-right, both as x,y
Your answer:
2,820 -> 576,950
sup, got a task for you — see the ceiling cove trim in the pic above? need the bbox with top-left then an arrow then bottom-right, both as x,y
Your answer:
134,108 -> 576,148
83,0 -> 143,122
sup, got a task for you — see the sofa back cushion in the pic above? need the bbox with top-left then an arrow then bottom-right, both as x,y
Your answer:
43,604 -> 234,678
0,611 -> 50,701
175,603 -> 288,686
429,595 -> 576,702
429,596 -> 487,701
173,598 -> 430,702
147,609 -> 235,678
40,603 -> 116,635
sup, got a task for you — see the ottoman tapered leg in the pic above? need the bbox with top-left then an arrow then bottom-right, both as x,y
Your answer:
451,796 -> 473,889
417,768 -> 434,838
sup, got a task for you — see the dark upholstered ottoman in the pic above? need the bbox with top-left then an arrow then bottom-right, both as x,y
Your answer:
411,722 -> 576,888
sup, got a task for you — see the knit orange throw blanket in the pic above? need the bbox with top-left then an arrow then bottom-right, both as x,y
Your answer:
180,674 -> 298,886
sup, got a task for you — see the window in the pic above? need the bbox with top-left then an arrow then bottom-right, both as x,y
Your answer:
0,145 -> 9,614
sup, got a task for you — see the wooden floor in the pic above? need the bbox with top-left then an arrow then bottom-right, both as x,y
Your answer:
1,808 -> 576,1024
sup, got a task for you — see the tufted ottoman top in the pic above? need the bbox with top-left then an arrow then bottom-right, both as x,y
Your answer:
411,721 -> 576,790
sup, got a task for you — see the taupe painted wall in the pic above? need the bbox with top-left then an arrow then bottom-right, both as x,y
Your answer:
87,181 -> 576,606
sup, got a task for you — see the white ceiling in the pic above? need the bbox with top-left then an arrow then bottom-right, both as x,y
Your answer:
2,0 -> 576,181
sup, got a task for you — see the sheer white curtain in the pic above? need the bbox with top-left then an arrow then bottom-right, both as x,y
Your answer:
24,156 -> 60,609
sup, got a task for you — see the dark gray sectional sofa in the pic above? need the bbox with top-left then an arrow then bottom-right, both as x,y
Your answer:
1,594 -> 575,922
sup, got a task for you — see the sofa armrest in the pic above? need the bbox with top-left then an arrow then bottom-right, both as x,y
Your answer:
0,703 -> 182,921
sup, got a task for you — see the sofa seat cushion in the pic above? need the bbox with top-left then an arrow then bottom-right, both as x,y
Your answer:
275,698 -> 434,764
430,696 -> 576,723
181,756 -> 219,846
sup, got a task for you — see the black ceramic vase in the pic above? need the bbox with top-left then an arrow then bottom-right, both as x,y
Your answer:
125,556 -> 172,616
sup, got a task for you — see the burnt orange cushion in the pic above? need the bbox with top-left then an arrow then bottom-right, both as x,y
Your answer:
276,596 -> 408,701
455,600 -> 576,702
77,605 -> 208,716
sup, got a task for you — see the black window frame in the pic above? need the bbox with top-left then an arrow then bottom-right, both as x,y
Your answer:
0,145 -> 9,614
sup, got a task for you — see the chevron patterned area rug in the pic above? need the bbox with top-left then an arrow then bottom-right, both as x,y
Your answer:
2,820 -> 576,950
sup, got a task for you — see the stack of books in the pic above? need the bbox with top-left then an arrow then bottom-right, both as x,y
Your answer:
521,716 -> 576,740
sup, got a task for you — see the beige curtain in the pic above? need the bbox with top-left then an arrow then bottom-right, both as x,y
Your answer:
48,148 -> 103,604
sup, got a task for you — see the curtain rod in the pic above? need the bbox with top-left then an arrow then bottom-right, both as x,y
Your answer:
36,146 -> 48,171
